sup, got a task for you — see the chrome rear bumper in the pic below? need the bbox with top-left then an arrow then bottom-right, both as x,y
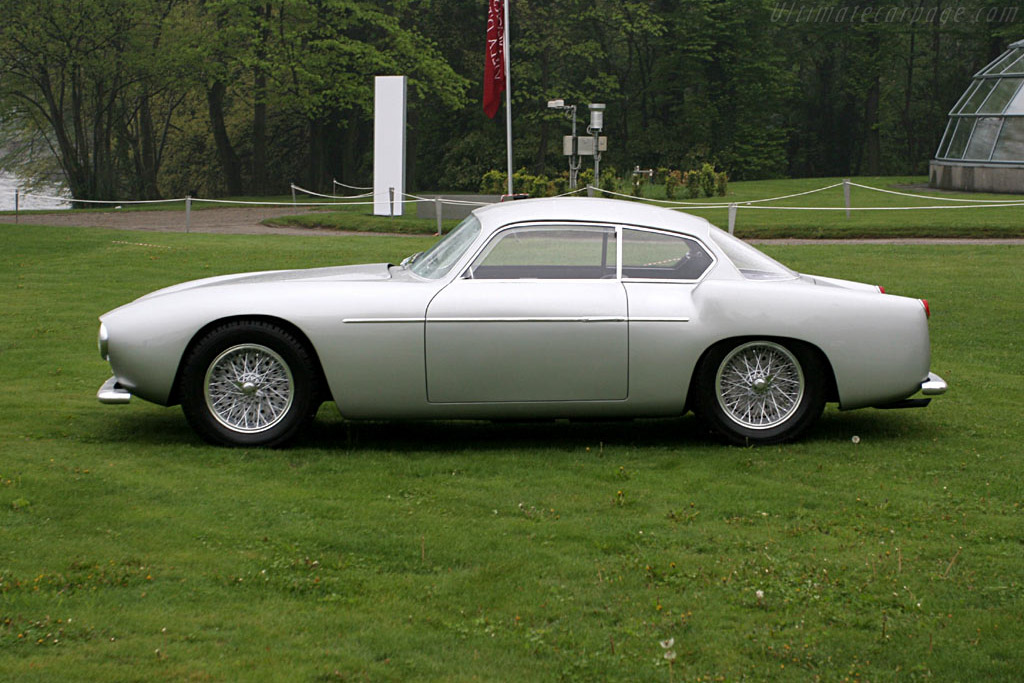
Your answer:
873,372 -> 947,410
98,376 -> 132,404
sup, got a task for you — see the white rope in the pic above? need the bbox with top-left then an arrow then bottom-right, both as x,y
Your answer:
736,182 -> 844,204
734,202 -> 1024,211
293,184 -> 373,200
593,186 -> 733,206
20,193 -> 185,205
593,182 -> 845,206
192,197 -> 380,207
333,179 -> 372,191
847,181 -> 1024,203
18,185 -> 1024,214
401,192 -> 493,206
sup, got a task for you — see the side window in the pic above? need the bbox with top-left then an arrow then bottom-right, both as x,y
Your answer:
621,228 -> 713,280
468,226 -> 616,279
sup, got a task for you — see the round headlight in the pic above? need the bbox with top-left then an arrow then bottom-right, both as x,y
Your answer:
98,323 -> 109,361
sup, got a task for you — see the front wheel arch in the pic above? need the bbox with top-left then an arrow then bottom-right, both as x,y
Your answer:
172,315 -> 331,406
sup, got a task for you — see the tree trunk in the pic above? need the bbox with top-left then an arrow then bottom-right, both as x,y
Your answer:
138,93 -> 161,198
207,80 -> 243,196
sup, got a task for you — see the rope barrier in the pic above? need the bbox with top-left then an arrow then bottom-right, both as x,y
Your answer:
333,179 -> 372,191
401,192 -> 493,207
292,184 -> 373,200
846,181 -> 1024,203
17,193 -> 184,205
594,182 -> 845,206
732,202 -> 1024,211
11,180 -> 1024,240
192,197 -> 381,207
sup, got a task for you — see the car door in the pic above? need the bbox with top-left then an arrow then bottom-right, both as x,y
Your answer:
619,227 -> 716,406
425,224 -> 628,403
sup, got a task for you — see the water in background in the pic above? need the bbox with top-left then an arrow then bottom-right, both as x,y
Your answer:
0,171 -> 69,210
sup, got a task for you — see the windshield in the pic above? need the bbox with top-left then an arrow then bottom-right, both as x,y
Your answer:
708,226 -> 796,280
408,215 -> 482,279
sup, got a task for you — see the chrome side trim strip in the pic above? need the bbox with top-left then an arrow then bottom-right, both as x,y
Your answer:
343,316 -> 689,324
628,317 -> 691,323
342,318 -> 425,324
431,316 -> 627,323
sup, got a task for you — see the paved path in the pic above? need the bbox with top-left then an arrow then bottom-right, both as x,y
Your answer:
10,207 -> 339,236
8,207 -> 1024,244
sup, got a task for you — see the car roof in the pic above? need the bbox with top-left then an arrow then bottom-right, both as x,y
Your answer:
471,197 -> 715,239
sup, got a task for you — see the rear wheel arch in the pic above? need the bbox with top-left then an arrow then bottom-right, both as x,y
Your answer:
687,335 -> 838,444
688,336 -> 838,407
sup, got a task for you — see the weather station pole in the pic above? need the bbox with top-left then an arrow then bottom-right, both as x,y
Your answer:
548,99 -> 580,189
589,103 -> 605,193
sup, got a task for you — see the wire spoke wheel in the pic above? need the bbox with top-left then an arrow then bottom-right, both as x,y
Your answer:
715,341 -> 804,430
204,343 -> 295,433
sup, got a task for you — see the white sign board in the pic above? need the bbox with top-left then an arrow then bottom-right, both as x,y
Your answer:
374,76 -> 407,216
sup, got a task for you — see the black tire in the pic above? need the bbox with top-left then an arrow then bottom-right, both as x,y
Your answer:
694,339 -> 825,446
179,321 -> 320,447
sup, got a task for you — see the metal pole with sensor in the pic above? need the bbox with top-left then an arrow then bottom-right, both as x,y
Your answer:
588,103 -> 605,192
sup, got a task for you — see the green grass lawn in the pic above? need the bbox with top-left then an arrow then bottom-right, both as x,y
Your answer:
0,222 -> 1021,680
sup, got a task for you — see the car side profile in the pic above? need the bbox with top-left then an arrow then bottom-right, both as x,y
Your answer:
97,197 -> 946,446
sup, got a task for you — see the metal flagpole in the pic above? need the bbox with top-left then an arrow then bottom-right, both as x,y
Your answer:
503,0 -> 512,196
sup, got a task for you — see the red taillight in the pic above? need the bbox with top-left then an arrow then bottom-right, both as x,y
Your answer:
877,285 -> 886,294
921,299 -> 930,318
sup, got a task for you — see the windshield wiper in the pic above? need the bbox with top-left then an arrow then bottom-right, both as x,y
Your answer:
400,252 -> 423,268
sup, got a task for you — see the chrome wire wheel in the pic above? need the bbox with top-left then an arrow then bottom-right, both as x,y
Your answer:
203,343 -> 295,434
714,341 -> 805,430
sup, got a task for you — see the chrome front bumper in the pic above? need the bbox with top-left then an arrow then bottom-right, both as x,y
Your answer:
920,371 -> 948,396
98,376 -> 132,404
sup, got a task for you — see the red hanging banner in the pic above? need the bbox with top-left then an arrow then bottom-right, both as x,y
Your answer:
483,0 -> 505,119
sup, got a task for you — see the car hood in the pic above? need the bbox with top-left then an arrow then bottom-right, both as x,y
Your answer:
129,263 -> 392,303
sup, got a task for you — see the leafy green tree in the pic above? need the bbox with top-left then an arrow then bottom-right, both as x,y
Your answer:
0,0 -> 188,200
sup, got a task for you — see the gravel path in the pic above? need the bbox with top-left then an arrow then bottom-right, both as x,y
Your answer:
11,207 -> 345,236
8,207 -> 1024,244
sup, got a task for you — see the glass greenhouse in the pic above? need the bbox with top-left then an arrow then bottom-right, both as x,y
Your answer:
931,39 -> 1024,193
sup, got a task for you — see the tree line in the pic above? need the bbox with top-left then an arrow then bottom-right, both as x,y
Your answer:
1,0 -> 1021,201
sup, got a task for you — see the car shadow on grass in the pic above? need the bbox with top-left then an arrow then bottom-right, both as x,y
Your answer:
94,403 -> 938,453
295,405 -> 937,453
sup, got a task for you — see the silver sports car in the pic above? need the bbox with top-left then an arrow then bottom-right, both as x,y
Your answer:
97,197 -> 946,446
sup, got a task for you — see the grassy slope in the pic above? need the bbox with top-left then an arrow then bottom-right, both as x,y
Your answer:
0,224 -> 1020,681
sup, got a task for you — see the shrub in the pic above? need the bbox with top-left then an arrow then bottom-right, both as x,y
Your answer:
683,170 -> 701,198
480,169 -> 505,194
665,170 -> 682,200
698,163 -> 716,198
579,168 -> 594,189
715,170 -> 729,197
552,174 -> 569,195
528,174 -> 551,198
600,166 -> 618,194
631,172 -> 647,197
